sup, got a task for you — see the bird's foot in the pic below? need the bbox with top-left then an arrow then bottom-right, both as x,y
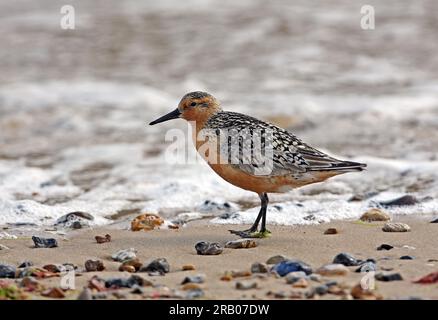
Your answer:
229,229 -> 271,239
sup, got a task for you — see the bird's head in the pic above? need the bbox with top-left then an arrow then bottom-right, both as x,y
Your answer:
149,91 -> 221,126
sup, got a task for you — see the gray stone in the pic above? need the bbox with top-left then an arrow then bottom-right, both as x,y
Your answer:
111,248 -> 137,262
266,255 -> 288,265
195,241 -> 223,255
251,262 -> 268,273
0,263 -> 16,278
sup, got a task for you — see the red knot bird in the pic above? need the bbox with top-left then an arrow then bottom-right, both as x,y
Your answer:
150,91 -> 366,238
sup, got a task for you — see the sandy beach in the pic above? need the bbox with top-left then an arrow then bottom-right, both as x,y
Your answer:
1,217 -> 437,300
1,0 -> 438,302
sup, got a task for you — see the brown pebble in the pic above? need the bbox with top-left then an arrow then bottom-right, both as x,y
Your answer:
119,265 -> 136,273
119,258 -> 143,272
316,264 -> 349,276
182,264 -> 196,271
324,228 -> 338,235
131,213 -> 164,231
351,284 -> 382,300
291,278 -> 308,288
289,291 -> 304,299
220,275 -> 233,281
43,264 -> 64,273
181,283 -> 202,290
95,234 -> 111,244
85,259 -> 105,272
360,209 -> 391,222
231,270 -> 252,278
42,287 -> 66,299
225,239 -> 257,249
328,285 -> 347,295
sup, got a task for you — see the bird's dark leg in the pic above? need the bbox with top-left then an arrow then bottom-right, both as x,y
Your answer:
229,193 -> 271,238
259,193 -> 270,235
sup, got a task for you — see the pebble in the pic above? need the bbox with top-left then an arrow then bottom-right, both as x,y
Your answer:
181,275 -> 205,284
309,274 -> 322,282
285,271 -> 308,284
32,236 -> 58,248
88,276 -> 107,291
400,255 -> 414,260
43,264 -> 67,273
236,281 -> 257,290
355,261 -> 377,273
333,253 -> 361,266
359,208 -> 391,222
289,291 -> 305,299
0,263 -> 17,278
266,290 -> 287,299
182,264 -> 196,271
316,264 -> 349,276
375,272 -> 403,282
18,261 -> 34,268
307,284 -> 329,298
20,276 -> 40,291
325,280 -> 338,287
119,258 -> 142,273
55,211 -> 94,229
328,285 -> 347,296
131,213 -> 164,231
225,239 -> 257,249
195,241 -> 223,255
382,222 -> 411,232
377,244 -> 394,251
324,228 -> 338,235
93,292 -> 109,299
95,234 -> 111,244
379,195 -> 419,207
42,287 -> 66,298
185,289 -> 204,299
0,244 -> 10,250
220,274 -> 233,281
105,275 -> 150,289
221,270 -> 251,281
131,285 -> 145,295
271,260 -> 312,276
111,248 -> 137,262
230,270 -> 252,278
77,288 -> 93,300
266,255 -> 288,265
119,265 -> 136,273
251,262 -> 268,274
181,283 -> 202,291
291,278 -> 309,288
85,259 -> 105,272
413,271 -> 438,284
140,258 -> 170,275
350,284 -> 382,300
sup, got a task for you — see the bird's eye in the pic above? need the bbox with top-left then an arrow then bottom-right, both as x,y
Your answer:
190,102 -> 197,107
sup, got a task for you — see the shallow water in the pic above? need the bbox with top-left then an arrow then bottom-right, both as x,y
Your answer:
0,0 -> 437,228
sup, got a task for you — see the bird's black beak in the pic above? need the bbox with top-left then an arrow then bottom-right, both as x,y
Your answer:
149,108 -> 181,125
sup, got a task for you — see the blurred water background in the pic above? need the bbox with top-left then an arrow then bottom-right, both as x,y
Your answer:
1,0 -> 438,228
